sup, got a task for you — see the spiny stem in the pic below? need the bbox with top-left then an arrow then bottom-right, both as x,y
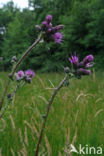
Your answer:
11,35 -> 42,75
0,35 -> 42,111
34,76 -> 67,156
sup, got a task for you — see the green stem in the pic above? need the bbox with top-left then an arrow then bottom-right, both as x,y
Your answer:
34,76 -> 67,156
0,35 -> 42,111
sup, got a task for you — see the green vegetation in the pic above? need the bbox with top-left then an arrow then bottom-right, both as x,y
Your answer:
0,0 -> 104,71
0,72 -> 104,155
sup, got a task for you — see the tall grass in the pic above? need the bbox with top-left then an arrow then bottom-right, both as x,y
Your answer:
0,72 -> 104,156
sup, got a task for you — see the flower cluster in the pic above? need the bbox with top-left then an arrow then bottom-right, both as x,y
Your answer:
15,69 -> 35,83
68,53 -> 94,77
35,15 -> 64,44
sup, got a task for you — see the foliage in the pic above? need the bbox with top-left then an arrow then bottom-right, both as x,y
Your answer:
0,72 -> 104,155
0,0 -> 104,71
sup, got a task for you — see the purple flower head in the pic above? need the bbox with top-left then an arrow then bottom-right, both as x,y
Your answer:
83,55 -> 94,64
69,53 -> 79,66
42,21 -> 48,27
36,14 -> 64,43
46,15 -> 52,24
78,68 -> 91,75
53,32 -> 63,44
68,53 -> 94,78
15,70 -> 24,81
18,71 -> 24,77
25,70 -> 35,83
25,70 -> 35,78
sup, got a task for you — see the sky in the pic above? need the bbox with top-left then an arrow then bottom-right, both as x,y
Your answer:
0,0 -> 28,9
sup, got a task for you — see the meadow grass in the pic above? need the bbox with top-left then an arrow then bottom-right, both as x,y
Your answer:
0,72 -> 104,156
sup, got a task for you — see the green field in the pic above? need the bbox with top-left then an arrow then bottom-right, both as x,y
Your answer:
0,72 -> 104,156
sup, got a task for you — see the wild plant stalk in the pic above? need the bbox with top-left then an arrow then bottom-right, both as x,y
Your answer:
0,83 -> 22,120
34,76 -> 67,156
0,35 -> 42,111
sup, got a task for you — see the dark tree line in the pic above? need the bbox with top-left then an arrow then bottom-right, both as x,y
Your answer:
0,0 -> 104,72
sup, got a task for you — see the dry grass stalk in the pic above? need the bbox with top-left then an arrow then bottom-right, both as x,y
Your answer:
9,115 -> 16,129
66,128 -> 70,146
64,127 -> 78,156
24,126 -> 29,146
19,128 -> 23,144
0,118 -> 6,132
94,109 -> 103,118
24,120 -> 34,133
72,127 -> 77,145
76,93 -> 84,102
17,151 -> 21,156
62,91 -> 68,100
11,148 -> 15,156
58,152 -> 62,156
21,143 -> 28,156
31,133 -> 36,142
0,148 -> 2,156
95,98 -> 102,103
93,68 -> 96,82
31,117 -> 40,128
44,135 -> 52,156
37,76 -> 45,88
38,96 -> 48,105
74,110 -> 79,125
32,122 -> 39,138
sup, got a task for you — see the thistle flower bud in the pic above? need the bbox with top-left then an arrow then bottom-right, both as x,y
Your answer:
54,25 -> 64,32
53,32 -> 63,44
25,77 -> 32,83
37,14 -> 64,44
85,63 -> 93,68
46,15 -> 52,24
11,60 -> 15,64
42,21 -> 48,27
68,53 -> 79,66
78,68 -> 91,75
8,73 -> 13,80
15,70 -> 24,81
64,67 -> 70,73
48,28 -> 52,33
78,61 -> 84,68
7,93 -> 12,100
48,23 -> 52,28
83,55 -> 94,64
35,25 -> 41,31
12,56 -> 17,61
25,70 -> 35,83
25,70 -> 35,78
42,114 -> 46,119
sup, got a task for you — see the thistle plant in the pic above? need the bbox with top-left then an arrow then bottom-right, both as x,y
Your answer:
0,57 -> 35,119
34,53 -> 94,156
0,14 -> 64,112
0,14 -> 94,155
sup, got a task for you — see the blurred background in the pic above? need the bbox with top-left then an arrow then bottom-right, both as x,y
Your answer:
0,0 -> 104,72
